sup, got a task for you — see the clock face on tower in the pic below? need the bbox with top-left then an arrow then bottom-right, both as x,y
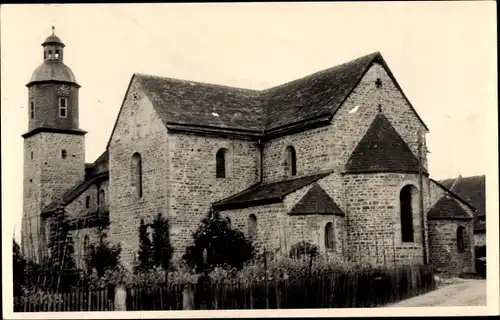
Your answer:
57,85 -> 70,97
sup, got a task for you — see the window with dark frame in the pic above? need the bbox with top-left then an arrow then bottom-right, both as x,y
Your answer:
61,149 -> 67,159
99,189 -> 105,209
325,222 -> 334,249
59,98 -> 67,118
30,101 -> 35,119
216,148 -> 227,178
457,226 -> 466,252
248,214 -> 257,239
285,146 -> 297,176
400,185 -> 414,242
131,153 -> 143,197
85,196 -> 90,208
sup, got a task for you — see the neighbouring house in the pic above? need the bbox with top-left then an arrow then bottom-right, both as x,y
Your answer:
439,175 -> 486,255
21,29 -> 477,275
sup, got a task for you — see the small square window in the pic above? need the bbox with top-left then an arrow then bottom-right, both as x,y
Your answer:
61,150 -> 67,159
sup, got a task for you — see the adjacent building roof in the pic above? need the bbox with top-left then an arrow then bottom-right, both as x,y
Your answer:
288,183 -> 344,216
212,171 -> 333,211
439,175 -> 485,217
344,112 -> 425,174
439,175 -> 486,232
427,195 -> 473,220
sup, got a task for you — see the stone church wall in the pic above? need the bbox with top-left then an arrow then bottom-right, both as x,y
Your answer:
262,63 -> 428,184
108,79 -> 170,268
343,173 -> 428,266
167,134 -> 260,258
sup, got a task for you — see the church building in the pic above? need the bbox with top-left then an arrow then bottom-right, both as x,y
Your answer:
21,29 -> 477,275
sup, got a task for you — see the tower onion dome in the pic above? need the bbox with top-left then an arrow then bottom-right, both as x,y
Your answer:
27,26 -> 79,87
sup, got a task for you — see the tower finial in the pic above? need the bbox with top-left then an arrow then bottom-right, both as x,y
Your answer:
51,25 -> 55,35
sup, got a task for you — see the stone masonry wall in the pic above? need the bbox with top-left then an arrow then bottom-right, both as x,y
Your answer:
71,227 -> 105,270
65,180 -> 109,219
428,220 -> 475,275
343,173 -> 429,266
167,134 -> 260,258
427,180 -> 475,274
262,63 -> 428,183
108,78 -> 170,268
221,203 -> 284,254
220,173 -> 345,261
22,132 -> 85,262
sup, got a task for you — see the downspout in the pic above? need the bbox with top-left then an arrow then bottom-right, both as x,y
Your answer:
418,130 -> 428,265
258,137 -> 264,184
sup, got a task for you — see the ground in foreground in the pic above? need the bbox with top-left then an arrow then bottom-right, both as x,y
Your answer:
385,279 -> 486,307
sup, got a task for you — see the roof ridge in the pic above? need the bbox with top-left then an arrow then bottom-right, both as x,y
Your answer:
134,72 -> 261,93
260,51 -> 380,93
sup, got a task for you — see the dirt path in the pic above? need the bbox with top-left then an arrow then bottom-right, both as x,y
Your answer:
385,279 -> 486,307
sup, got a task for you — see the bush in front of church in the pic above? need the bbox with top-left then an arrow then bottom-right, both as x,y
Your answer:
182,212 -> 255,274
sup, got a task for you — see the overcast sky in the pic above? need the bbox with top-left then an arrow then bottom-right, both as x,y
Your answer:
1,2 -> 497,241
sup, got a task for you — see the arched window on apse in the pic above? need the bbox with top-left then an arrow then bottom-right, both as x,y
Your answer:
248,214 -> 257,239
457,226 -> 466,252
400,185 -> 417,243
285,146 -> 297,176
131,153 -> 143,197
216,148 -> 227,178
325,222 -> 334,249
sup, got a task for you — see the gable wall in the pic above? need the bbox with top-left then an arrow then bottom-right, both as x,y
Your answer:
262,63 -> 428,183
108,78 -> 170,268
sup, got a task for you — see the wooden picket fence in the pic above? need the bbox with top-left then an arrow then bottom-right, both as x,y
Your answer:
14,264 -> 436,312
14,288 -> 114,312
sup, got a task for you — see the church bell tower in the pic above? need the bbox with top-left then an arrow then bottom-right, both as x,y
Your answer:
21,27 -> 86,261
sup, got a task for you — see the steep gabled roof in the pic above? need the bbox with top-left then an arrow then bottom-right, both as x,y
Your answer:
212,171 -> 333,211
262,52 -> 378,131
288,183 -> 344,216
135,74 -> 266,132
106,51 -> 428,146
344,112 -> 424,174
439,175 -> 485,217
427,195 -> 473,220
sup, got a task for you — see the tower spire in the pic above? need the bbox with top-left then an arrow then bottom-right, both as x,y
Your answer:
52,25 -> 55,35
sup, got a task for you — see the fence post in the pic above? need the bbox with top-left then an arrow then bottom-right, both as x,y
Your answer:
114,284 -> 127,311
183,284 -> 195,310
